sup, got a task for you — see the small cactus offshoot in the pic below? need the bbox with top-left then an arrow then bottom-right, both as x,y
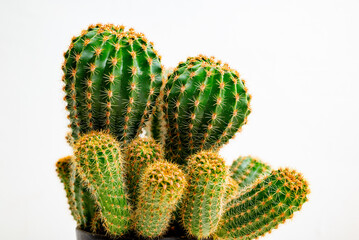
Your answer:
56,156 -> 96,230
214,168 -> 310,240
181,151 -> 228,238
134,161 -> 186,237
56,24 -> 310,240
124,136 -> 164,205
73,131 -> 131,236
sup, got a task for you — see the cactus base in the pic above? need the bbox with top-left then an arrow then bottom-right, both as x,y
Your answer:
76,227 -> 206,240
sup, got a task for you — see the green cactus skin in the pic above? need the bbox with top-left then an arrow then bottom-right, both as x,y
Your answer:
56,156 -> 96,229
146,68 -> 174,145
181,151 -> 228,238
230,156 -> 271,189
124,137 -> 164,205
74,131 -> 131,236
62,24 -> 163,144
224,177 -> 240,204
214,168 -> 310,240
163,55 -> 251,164
134,161 -> 187,238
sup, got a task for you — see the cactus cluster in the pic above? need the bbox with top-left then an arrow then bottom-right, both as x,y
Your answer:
56,24 -> 309,240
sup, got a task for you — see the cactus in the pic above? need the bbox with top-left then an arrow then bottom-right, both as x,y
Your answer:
224,177 -> 240,204
146,68 -> 174,145
181,151 -> 228,238
134,161 -> 187,238
163,55 -> 251,164
124,136 -> 164,205
230,156 -> 271,189
62,24 -> 163,144
73,131 -> 131,236
57,25 -> 310,240
56,156 -> 96,229
214,168 -> 310,240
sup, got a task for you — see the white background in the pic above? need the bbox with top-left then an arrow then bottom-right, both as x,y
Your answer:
0,0 -> 358,239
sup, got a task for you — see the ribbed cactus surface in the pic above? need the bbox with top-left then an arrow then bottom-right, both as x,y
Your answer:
73,131 -> 131,236
146,68 -> 173,145
224,177 -> 239,204
57,24 -> 310,240
230,156 -> 271,189
163,55 -> 251,164
56,156 -> 96,229
124,137 -> 164,205
181,151 -> 228,238
134,161 -> 186,238
62,24 -> 163,143
215,168 -> 309,240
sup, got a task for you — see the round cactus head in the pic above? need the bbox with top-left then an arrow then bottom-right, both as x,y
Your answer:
62,24 -> 163,144
163,55 -> 251,164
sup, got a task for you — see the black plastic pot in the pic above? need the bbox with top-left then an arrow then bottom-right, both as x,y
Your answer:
76,228 -> 194,240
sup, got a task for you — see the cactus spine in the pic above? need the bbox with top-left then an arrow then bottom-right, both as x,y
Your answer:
146,68 -> 174,145
62,24 -> 163,144
56,156 -> 96,229
124,137 -> 164,205
74,131 -> 131,236
215,168 -> 310,240
230,156 -> 271,188
181,151 -> 228,238
163,55 -> 251,164
224,177 -> 240,204
134,161 -> 187,238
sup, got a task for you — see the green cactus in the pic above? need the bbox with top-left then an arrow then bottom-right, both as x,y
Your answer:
163,55 -> 251,164
62,24 -> 163,144
214,168 -> 310,240
124,136 -> 164,205
57,25 -> 310,240
230,156 -> 271,189
73,131 -> 131,236
181,151 -> 228,238
224,176 -> 240,204
134,161 -> 187,238
56,156 -> 96,229
146,68 -> 174,145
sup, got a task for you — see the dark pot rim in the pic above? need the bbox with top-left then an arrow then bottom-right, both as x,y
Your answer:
76,228 -> 191,240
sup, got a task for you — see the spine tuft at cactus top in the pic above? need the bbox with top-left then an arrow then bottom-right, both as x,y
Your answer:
62,24 -> 163,144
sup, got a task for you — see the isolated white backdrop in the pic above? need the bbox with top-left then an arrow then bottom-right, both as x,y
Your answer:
0,0 -> 358,239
